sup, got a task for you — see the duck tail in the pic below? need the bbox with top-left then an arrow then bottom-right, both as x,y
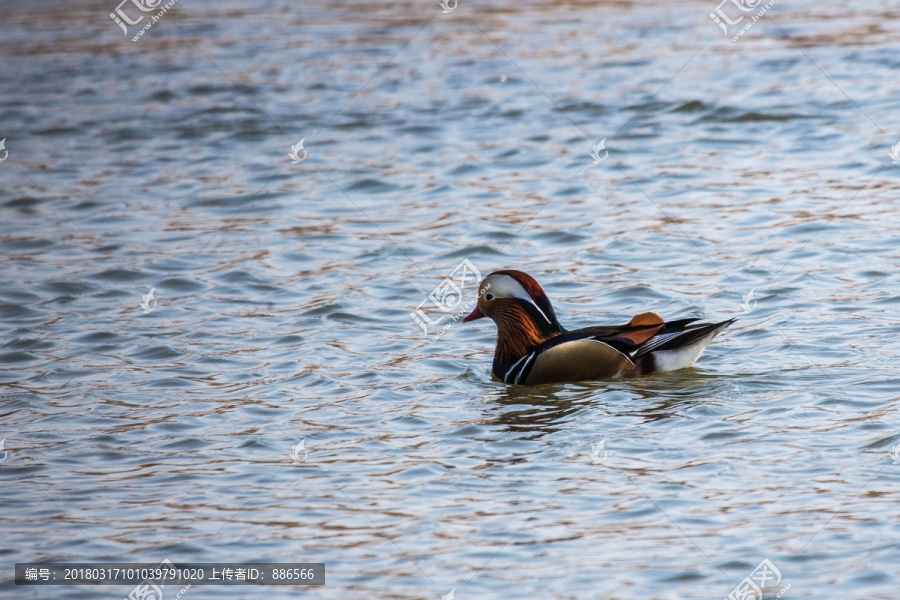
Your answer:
639,318 -> 735,372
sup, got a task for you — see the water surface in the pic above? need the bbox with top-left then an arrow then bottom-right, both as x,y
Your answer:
2,0 -> 900,598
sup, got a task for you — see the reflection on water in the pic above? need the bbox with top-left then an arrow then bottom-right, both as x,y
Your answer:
487,385 -> 586,436
2,0 -> 900,598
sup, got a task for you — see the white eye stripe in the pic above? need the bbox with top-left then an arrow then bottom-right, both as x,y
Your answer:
483,274 -> 553,326
522,299 -> 551,326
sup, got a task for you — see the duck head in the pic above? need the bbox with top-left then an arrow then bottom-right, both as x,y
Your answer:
463,270 -> 564,369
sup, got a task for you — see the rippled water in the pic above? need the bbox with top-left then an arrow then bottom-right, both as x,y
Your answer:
2,0 -> 900,598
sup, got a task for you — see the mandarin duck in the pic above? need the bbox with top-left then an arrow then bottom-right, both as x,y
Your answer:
463,270 -> 734,385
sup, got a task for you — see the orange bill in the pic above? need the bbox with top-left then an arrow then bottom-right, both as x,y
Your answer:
463,307 -> 484,322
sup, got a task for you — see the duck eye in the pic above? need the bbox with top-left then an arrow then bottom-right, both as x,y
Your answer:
484,293 -> 494,301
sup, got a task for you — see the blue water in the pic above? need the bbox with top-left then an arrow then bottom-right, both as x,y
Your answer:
2,0 -> 900,598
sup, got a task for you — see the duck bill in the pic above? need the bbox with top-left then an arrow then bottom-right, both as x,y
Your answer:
462,307 -> 484,323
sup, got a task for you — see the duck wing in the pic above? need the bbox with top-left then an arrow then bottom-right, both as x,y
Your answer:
594,316 -> 733,360
507,313 -> 733,384
564,311 -> 696,352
